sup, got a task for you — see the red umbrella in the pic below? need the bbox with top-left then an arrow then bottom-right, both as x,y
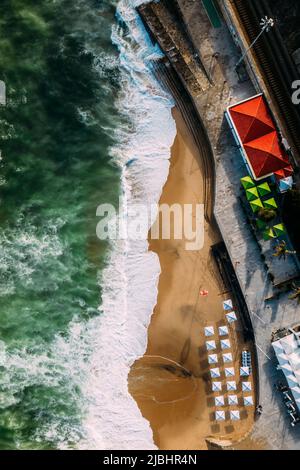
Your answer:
230,95 -> 275,143
244,131 -> 290,179
200,290 -> 209,297
228,94 -> 292,180
274,164 -> 293,180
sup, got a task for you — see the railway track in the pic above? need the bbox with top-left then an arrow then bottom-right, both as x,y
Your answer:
232,0 -> 300,163
152,59 -> 215,222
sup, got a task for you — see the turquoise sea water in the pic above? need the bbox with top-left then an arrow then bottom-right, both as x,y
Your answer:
0,0 -> 121,449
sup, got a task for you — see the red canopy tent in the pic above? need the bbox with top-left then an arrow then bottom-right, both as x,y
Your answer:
227,94 -> 292,180
274,164 -> 293,181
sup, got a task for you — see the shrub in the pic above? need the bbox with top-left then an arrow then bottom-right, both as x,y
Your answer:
257,207 -> 277,222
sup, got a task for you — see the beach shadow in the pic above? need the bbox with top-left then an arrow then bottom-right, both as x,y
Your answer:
207,253 -> 226,290
206,396 -> 215,408
202,372 -> 211,383
225,424 -> 234,434
199,359 -> 208,371
153,363 -> 192,378
210,424 -> 220,433
208,409 -> 219,421
180,304 -> 195,321
204,380 -> 212,395
180,337 -> 191,365
197,345 -> 206,358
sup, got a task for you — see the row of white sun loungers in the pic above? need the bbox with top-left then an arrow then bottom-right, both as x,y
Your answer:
209,365 -> 250,378
215,410 -> 241,421
206,339 -> 231,350
212,380 -> 252,392
214,395 -> 254,406
223,299 -> 238,323
203,299 -> 253,421
208,352 -> 233,364
204,325 -> 229,337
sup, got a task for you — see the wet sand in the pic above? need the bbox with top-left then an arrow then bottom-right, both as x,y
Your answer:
128,107 -> 256,450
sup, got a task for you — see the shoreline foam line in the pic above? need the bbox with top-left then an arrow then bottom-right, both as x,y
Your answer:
77,0 -> 176,450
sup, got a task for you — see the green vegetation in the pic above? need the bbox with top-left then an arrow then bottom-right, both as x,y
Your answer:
290,283 -> 300,303
273,241 -> 295,260
257,207 -> 277,222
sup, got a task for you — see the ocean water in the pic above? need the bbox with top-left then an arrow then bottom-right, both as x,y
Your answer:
0,0 -> 175,450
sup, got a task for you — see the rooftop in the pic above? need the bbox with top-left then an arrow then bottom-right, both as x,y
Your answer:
272,330 -> 300,412
226,94 -> 292,181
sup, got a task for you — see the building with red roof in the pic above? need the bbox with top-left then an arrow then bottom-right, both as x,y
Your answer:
226,94 -> 292,181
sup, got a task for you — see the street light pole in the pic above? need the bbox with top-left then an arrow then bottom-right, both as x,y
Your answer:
235,16 -> 274,70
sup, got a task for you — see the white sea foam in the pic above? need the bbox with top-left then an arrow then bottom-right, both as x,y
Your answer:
76,0 -> 176,450
0,0 -> 176,451
0,0 -> 175,451
0,0 -> 175,450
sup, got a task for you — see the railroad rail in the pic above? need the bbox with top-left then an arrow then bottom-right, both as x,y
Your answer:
231,0 -> 300,163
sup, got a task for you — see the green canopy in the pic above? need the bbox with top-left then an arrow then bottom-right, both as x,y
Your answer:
250,198 -> 264,213
273,223 -> 286,237
256,219 -> 267,230
264,198 -> 278,209
257,182 -> 271,197
246,187 -> 259,201
241,176 -> 255,189
263,228 -> 276,240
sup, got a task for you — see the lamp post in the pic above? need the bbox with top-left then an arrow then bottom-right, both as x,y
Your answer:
235,16 -> 274,70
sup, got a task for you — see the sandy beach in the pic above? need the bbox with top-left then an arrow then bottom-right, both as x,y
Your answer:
128,107 -> 256,450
